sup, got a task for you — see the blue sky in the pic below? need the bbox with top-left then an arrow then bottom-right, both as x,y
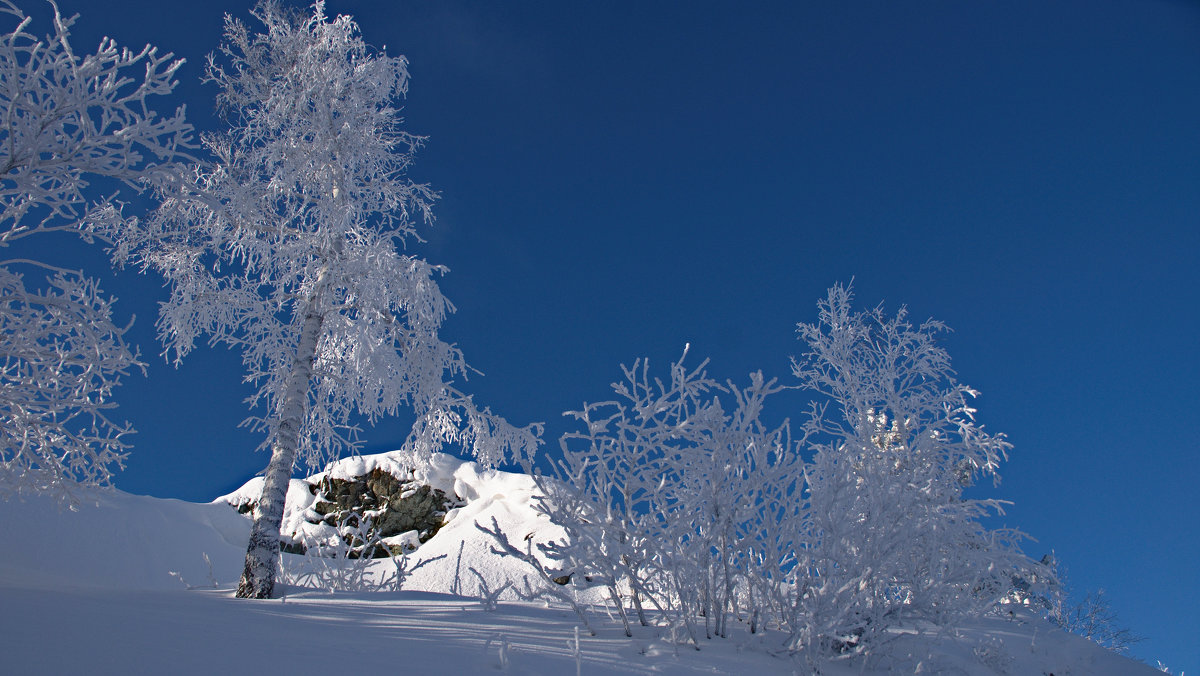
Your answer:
14,1 -> 1198,671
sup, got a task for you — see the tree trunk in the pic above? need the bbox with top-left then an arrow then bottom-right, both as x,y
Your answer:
609,584 -> 632,638
620,553 -> 649,626
719,529 -> 734,638
235,305 -> 325,599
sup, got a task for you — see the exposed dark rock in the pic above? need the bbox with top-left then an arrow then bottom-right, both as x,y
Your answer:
310,467 -> 461,557
225,466 -> 463,558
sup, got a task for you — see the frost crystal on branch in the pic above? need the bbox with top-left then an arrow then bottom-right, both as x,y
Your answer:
117,1 -> 538,599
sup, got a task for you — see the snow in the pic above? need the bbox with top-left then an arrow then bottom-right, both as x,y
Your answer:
0,488 -> 249,591
219,476 -> 326,547
0,451 -> 1163,675
397,456 -> 578,598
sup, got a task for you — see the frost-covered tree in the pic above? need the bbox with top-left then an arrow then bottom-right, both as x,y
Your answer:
0,0 -> 189,502
1060,588 -> 1142,655
116,1 -> 538,599
790,283 -> 1034,662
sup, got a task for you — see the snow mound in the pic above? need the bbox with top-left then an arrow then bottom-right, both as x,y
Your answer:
0,451 -> 565,597
399,457 -> 570,598
0,488 -> 250,590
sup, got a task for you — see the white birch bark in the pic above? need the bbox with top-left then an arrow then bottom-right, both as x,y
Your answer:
236,304 -> 323,598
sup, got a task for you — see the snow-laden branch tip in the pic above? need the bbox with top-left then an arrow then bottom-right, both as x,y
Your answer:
0,0 -> 192,238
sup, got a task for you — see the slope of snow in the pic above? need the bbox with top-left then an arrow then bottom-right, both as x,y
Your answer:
0,451 -> 1164,675
393,457 -> 577,598
0,488 -> 250,590
0,581 -> 1162,676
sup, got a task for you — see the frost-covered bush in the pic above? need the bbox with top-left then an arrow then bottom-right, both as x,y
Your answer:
278,514 -> 389,593
1052,585 -> 1142,655
528,285 -> 1039,668
534,347 -> 797,645
278,509 -> 442,593
789,284 -> 1032,662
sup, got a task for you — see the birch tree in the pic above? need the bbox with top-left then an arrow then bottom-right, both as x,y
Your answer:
0,0 -> 189,502
117,1 -> 539,599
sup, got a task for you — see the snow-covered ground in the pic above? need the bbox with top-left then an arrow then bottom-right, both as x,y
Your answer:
0,452 -> 1162,675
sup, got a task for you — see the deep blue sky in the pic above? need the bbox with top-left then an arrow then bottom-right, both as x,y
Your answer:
15,1 -> 1197,671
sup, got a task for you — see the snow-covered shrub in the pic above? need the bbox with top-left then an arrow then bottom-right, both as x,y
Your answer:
1054,586 -> 1142,655
278,508 -> 444,593
535,347 -> 798,645
469,565 -> 512,611
973,636 -> 1013,673
500,285 -> 1041,667
789,283 -> 1032,662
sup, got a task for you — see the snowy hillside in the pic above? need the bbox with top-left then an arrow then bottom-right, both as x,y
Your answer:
0,451 -> 1162,675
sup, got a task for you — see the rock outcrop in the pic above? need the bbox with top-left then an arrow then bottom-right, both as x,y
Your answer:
221,463 -> 463,558
311,467 -> 461,555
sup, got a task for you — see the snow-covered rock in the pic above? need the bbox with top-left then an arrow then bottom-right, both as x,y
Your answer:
215,450 -> 570,598
219,460 -> 459,555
